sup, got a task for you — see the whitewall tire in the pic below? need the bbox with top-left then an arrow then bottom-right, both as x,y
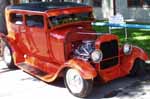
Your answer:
2,41 -> 16,69
64,68 -> 93,98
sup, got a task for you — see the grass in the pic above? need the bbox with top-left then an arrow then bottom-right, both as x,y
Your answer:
93,22 -> 150,55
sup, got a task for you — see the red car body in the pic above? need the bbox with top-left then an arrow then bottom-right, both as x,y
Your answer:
0,2 -> 148,97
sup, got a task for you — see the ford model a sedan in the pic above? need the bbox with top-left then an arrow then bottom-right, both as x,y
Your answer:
0,2 -> 148,97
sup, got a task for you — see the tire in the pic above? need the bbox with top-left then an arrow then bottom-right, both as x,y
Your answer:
64,68 -> 93,98
129,59 -> 146,77
2,40 -> 16,69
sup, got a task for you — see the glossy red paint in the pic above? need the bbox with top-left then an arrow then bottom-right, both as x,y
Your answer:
0,2 -> 148,85
95,34 -> 121,82
94,34 -> 148,82
119,46 -> 148,76
62,59 -> 97,79
3,4 -> 97,82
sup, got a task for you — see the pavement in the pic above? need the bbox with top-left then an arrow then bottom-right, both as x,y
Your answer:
0,61 -> 150,99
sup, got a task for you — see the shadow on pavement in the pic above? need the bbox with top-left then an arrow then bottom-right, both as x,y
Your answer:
88,74 -> 150,99
1,60 -> 150,99
49,78 -> 65,88
20,76 -> 40,82
0,67 -> 18,74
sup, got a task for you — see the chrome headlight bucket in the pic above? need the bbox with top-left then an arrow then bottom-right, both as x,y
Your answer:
91,49 -> 103,63
123,43 -> 132,55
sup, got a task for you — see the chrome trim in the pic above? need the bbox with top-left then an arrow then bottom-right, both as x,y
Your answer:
145,60 -> 150,64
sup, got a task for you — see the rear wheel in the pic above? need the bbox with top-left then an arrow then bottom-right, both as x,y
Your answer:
64,68 -> 93,98
2,41 -> 16,69
130,59 -> 146,77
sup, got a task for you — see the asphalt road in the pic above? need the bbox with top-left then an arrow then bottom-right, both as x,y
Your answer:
0,61 -> 150,99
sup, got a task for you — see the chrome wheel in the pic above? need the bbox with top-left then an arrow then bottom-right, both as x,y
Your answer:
3,46 -> 12,64
2,40 -> 16,69
66,69 -> 84,94
65,68 -> 94,97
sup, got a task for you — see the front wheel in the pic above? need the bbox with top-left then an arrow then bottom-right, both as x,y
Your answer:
64,68 -> 93,98
129,59 -> 146,77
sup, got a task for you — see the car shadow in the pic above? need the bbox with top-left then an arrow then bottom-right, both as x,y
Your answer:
41,73 -> 150,99
1,60 -> 150,99
44,75 -> 150,99
48,78 -> 65,88
0,67 -> 18,74
20,76 -> 41,82
88,74 -> 150,99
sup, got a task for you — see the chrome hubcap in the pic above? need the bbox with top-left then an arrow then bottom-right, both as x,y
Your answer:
3,46 -> 12,64
66,69 -> 83,93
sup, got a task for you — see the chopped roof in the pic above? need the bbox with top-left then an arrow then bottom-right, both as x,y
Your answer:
7,2 -> 89,12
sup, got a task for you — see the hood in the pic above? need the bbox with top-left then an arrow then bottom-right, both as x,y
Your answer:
49,22 -> 96,41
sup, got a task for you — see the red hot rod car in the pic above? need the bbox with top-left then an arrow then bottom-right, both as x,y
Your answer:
0,2 -> 148,97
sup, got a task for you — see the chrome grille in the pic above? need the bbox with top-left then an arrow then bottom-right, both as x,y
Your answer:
100,40 -> 119,69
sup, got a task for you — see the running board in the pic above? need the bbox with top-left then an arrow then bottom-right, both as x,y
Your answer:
17,63 -> 54,82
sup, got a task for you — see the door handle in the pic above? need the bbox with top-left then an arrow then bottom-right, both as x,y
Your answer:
21,29 -> 26,33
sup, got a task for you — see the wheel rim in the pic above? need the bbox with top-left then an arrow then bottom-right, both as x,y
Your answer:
3,46 -> 12,64
66,69 -> 84,94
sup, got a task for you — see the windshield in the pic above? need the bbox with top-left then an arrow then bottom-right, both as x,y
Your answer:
49,12 -> 93,27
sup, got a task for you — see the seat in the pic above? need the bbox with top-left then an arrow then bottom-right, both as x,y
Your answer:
109,13 -> 128,39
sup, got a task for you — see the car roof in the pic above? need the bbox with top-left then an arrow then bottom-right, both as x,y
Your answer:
7,2 -> 89,12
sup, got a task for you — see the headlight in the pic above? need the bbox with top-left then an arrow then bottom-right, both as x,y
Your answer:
123,43 -> 132,55
91,50 -> 103,63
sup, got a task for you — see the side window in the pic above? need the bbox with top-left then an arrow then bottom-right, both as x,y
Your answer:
26,15 -> 44,28
93,0 -> 102,7
10,13 -> 23,25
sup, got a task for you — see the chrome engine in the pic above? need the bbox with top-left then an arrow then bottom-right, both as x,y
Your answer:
73,40 -> 95,61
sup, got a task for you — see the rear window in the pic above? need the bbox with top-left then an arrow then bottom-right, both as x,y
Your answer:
10,13 -> 23,25
26,15 -> 44,28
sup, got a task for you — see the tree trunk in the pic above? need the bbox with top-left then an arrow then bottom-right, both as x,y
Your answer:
0,0 -> 10,35
29,0 -> 42,2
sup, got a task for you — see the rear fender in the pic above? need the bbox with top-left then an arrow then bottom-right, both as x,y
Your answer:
0,33 -> 6,38
0,32 -> 24,64
120,46 -> 148,74
63,59 -> 97,80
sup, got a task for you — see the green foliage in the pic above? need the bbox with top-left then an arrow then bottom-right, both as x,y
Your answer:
93,23 -> 150,54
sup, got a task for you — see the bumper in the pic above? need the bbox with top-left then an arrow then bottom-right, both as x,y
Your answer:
145,60 -> 150,70
145,60 -> 150,64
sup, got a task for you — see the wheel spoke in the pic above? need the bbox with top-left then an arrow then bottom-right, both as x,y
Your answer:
3,46 -> 12,64
66,69 -> 83,94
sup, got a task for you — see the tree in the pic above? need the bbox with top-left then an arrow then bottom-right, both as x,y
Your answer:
29,0 -> 42,2
0,0 -> 10,34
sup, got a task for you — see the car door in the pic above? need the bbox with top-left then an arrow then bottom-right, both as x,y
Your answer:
9,12 -> 30,54
25,14 -> 49,60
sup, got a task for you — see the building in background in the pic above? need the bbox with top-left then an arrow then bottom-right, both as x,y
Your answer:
64,0 -> 150,23
116,0 -> 150,22
0,0 -> 10,34
1,0 -> 150,23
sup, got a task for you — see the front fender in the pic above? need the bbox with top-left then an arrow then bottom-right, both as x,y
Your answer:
120,46 -> 148,74
127,46 -> 148,62
63,59 -> 97,80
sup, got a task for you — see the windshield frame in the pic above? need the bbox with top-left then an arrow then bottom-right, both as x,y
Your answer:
48,12 -> 94,28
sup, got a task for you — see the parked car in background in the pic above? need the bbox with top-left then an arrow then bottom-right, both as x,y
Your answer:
0,2 -> 148,97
